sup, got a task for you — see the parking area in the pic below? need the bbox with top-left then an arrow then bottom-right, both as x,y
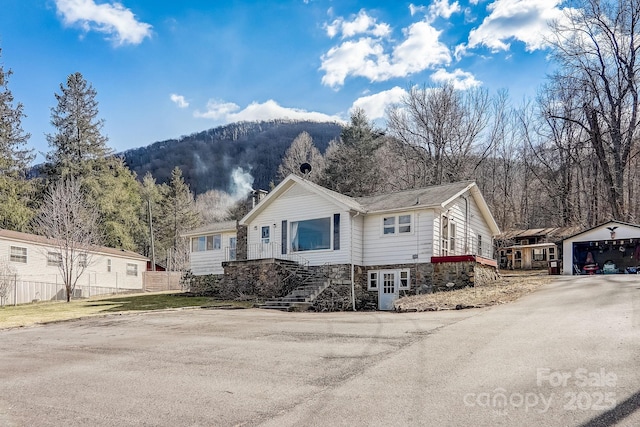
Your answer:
1,275 -> 639,426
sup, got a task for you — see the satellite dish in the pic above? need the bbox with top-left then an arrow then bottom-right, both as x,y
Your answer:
300,163 -> 312,175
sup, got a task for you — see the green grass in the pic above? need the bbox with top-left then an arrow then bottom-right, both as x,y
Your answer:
0,292 -> 253,329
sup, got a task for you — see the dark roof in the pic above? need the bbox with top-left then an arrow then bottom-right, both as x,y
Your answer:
0,229 -> 148,261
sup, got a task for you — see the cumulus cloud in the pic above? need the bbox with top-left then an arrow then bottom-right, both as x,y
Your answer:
431,68 -> 482,89
467,0 -> 565,52
170,94 -> 189,108
194,99 -> 343,124
320,8 -> 452,88
324,9 -> 391,39
55,0 -> 152,46
428,0 -> 461,20
351,87 -> 407,120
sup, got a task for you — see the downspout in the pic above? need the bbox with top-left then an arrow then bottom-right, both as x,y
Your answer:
350,211 -> 360,311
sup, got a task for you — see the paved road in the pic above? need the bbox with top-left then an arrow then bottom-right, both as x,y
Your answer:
0,275 -> 638,426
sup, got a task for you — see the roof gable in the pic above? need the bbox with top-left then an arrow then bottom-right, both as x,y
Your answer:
240,175 -> 366,224
563,220 -> 640,241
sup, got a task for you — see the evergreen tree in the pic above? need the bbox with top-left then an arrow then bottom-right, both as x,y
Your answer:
157,167 -> 200,270
319,109 -> 383,196
83,157 -> 144,250
45,72 -> 111,180
0,48 -> 36,231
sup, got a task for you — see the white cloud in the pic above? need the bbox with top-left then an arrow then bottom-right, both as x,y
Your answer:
431,68 -> 482,89
429,0 -> 461,20
55,0 -> 152,46
324,9 -> 391,39
195,99 -> 343,124
170,94 -> 189,108
467,0 -> 565,52
320,10 -> 451,88
351,87 -> 407,120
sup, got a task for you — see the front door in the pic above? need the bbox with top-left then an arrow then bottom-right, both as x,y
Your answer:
229,237 -> 237,261
260,225 -> 272,258
378,271 -> 398,311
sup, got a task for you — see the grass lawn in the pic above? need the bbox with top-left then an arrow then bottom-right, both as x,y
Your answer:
0,292 -> 253,330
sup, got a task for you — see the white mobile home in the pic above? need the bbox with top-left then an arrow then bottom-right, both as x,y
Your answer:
0,229 -> 148,304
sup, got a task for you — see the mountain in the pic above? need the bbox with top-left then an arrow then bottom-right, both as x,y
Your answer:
121,120 -> 342,195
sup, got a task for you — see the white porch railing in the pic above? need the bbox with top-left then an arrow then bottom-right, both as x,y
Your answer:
227,243 -> 310,269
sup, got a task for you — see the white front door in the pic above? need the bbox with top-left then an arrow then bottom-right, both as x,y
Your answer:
378,271 -> 398,311
260,225 -> 272,257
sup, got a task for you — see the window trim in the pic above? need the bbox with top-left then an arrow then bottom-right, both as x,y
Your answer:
368,271 -> 378,291
126,263 -> 138,277
47,251 -> 62,267
382,214 -> 413,236
10,246 -> 27,264
290,217 -> 332,253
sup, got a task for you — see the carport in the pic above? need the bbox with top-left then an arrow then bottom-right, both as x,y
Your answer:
562,220 -> 640,275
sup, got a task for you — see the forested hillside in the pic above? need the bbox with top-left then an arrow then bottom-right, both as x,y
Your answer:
122,120 -> 342,194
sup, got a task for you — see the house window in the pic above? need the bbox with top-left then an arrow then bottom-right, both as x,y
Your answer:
291,218 -> 331,252
533,248 -> 546,261
441,216 -> 449,255
368,271 -> 378,291
333,214 -> 340,250
78,253 -> 87,268
477,235 -> 483,256
549,247 -> 555,260
383,214 -> 412,235
126,263 -> 138,276
10,246 -> 27,263
107,259 -> 112,272
383,216 -> 395,234
449,223 -> 457,255
399,270 -> 410,290
47,251 -> 62,267
191,235 -> 221,252
261,226 -> 270,244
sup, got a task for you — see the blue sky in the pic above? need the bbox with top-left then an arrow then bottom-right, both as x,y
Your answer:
1,0 -> 567,163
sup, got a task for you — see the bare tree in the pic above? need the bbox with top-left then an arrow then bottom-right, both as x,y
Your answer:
386,83 -> 491,186
546,0 -> 640,220
34,178 -> 101,302
276,131 -> 325,181
0,257 -> 16,306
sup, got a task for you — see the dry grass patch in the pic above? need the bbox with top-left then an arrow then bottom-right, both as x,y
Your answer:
395,271 -> 551,312
0,292 -> 251,329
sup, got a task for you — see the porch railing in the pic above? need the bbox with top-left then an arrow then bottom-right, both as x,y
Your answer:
226,243 -> 310,269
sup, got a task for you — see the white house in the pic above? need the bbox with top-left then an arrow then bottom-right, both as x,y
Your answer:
182,221 -> 238,275
237,176 -> 500,309
0,228 -> 148,304
562,220 -> 640,275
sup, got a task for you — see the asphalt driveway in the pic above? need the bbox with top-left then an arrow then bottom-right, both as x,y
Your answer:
0,274 -> 638,426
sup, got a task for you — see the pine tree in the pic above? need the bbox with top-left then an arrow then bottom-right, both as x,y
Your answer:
157,167 -> 200,270
45,72 -> 111,180
319,109 -> 383,196
0,48 -> 36,231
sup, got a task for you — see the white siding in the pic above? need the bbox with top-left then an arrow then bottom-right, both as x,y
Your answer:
434,193 -> 494,258
0,238 -> 146,290
363,210 -> 434,265
246,184 -> 353,266
190,231 -> 237,275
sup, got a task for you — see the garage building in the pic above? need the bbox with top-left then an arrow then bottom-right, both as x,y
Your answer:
562,220 -> 640,275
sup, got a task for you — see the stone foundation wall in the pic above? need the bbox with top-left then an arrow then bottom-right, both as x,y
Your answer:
221,259 -> 296,299
432,261 -> 499,291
